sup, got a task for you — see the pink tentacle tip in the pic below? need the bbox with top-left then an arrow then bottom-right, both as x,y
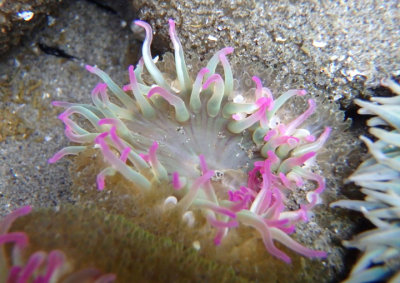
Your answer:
17,205 -> 32,216
294,176 -> 304,187
0,232 -> 29,248
264,129 -> 277,141
51,101 -> 64,107
305,135 -> 316,142
252,76 -> 266,100
296,89 -> 307,96
287,136 -> 299,146
281,225 -> 296,235
137,57 -> 144,67
198,68 -> 210,77
279,173 -> 291,188
147,86 -> 160,98
168,18 -> 176,30
95,132 -> 108,144
172,172 -> 182,190
274,251 -> 291,264
198,154 -> 208,173
128,65 -> 138,84
149,141 -> 158,154
255,97 -> 268,107
297,151 -> 316,165
232,114 -> 242,121
122,85 -> 131,91
299,205 -> 310,222
307,191 -> 323,206
19,251 -> 47,281
97,174 -> 105,191
203,74 -> 222,89
308,98 -> 316,108
120,147 -> 131,163
48,152 -> 62,164
213,230 -> 225,246
134,20 -> 150,30
267,150 -> 279,164
322,126 -> 332,138
57,112 -> 68,122
277,124 -> 287,135
252,76 -> 262,87
98,118 -> 118,126
214,238 -> 221,246
109,126 -> 120,142
85,65 -> 96,73
139,153 -> 150,163
222,47 -> 234,55
45,250 -> 66,273
7,266 -> 22,282
92,83 -> 107,94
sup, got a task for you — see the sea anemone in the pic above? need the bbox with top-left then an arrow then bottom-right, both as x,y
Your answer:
331,78 -> 400,282
49,19 -> 331,264
0,206 -> 116,282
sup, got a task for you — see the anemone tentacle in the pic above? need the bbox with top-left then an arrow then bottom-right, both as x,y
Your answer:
331,78 -> 400,282
50,19 -> 331,263
0,207 -> 116,282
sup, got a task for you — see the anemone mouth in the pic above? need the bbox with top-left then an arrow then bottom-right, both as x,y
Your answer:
49,19 -> 332,265
122,90 -> 259,185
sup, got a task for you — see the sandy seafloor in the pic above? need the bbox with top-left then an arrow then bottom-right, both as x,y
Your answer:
0,0 -> 399,282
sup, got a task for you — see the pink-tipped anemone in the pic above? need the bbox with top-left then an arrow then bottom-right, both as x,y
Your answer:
49,19 -> 331,263
0,207 -> 116,282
